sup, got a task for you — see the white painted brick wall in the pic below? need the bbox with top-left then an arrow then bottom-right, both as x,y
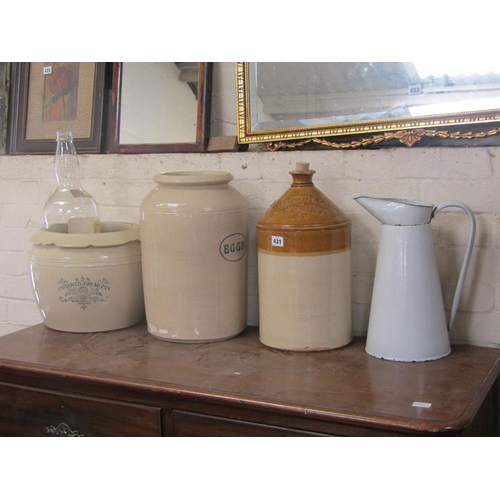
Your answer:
1,63 -> 500,349
2,148 -> 500,347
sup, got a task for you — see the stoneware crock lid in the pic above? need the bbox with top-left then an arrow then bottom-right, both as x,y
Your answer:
30,222 -> 140,248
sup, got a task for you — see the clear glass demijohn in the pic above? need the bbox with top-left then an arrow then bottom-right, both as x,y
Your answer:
43,131 -> 101,233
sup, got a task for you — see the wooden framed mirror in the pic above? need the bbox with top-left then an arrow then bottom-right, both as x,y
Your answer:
107,62 -> 213,153
237,62 -> 500,149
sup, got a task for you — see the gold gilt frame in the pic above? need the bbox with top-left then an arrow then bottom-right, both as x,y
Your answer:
236,62 -> 500,150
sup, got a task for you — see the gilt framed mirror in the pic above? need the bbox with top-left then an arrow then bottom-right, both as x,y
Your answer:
237,62 -> 500,149
108,62 -> 213,153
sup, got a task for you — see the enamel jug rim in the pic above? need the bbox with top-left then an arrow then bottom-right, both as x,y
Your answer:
354,196 -> 432,208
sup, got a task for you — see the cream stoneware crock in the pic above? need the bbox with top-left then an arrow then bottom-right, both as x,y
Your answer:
140,171 -> 248,343
30,222 -> 144,332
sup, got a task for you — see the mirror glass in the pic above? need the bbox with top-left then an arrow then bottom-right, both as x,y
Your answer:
108,62 -> 212,153
120,62 -> 199,144
238,62 -> 500,146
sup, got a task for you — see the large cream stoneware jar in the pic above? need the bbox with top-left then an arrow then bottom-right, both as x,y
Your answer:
30,222 -> 144,332
140,171 -> 248,342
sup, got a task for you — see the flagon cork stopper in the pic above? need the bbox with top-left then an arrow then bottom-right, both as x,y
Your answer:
295,162 -> 310,171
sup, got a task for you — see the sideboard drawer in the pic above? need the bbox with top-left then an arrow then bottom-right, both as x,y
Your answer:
0,383 -> 161,437
172,410 -> 329,436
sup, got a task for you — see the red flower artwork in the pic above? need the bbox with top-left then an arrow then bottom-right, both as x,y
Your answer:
43,62 -> 80,121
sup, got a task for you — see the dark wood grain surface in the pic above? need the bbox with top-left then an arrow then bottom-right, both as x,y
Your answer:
1,322 -> 499,435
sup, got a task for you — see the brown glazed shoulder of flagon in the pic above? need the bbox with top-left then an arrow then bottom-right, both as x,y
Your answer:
257,188 -> 349,227
256,185 -> 351,255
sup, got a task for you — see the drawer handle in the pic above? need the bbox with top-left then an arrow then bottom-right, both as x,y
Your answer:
44,423 -> 84,437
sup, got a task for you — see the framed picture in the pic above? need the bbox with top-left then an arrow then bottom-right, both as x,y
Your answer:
8,62 -> 106,154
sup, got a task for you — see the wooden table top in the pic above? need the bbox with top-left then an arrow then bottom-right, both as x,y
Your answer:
1,323 -> 499,434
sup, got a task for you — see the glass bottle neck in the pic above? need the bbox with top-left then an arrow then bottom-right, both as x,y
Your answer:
54,137 -> 81,190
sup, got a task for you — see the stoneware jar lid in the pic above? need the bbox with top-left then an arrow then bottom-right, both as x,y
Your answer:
30,222 -> 140,248
154,171 -> 234,186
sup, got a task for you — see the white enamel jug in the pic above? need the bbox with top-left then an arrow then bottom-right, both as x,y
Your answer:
355,196 -> 476,362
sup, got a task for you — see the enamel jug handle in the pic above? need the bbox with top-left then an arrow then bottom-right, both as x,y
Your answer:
432,201 -> 476,331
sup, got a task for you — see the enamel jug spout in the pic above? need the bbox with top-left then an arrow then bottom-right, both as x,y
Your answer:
354,196 -> 434,226
355,196 -> 476,362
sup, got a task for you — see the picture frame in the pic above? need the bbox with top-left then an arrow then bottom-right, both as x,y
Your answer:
8,62 -> 106,154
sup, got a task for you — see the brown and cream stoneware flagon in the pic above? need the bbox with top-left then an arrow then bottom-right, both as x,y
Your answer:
140,171 -> 248,343
257,163 -> 352,351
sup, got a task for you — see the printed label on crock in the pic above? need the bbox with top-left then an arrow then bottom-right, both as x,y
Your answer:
219,233 -> 247,262
57,276 -> 110,310
271,235 -> 284,247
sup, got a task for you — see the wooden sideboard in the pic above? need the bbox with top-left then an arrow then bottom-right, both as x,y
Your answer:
0,323 -> 499,437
